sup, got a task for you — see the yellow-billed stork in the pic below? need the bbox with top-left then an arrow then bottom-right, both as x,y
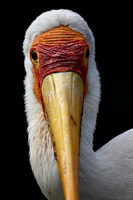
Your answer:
23,9 -> 133,200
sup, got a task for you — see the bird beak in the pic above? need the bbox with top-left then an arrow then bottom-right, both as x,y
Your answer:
41,72 -> 84,200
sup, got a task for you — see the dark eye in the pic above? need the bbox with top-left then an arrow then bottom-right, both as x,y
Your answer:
85,48 -> 90,59
31,50 -> 38,61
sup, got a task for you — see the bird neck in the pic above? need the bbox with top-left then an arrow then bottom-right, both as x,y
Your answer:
79,135 -> 101,199
78,63 -> 102,198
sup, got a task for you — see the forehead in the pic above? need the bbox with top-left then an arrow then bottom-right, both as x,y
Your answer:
31,25 -> 88,48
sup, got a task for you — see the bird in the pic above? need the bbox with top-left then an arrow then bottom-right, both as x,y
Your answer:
23,9 -> 133,200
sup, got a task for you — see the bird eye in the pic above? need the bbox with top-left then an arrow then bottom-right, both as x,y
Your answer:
31,50 -> 38,61
85,48 -> 90,59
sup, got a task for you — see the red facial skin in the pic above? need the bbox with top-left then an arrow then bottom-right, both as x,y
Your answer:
30,26 -> 89,115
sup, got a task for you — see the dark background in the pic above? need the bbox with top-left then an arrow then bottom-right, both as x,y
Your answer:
4,3 -> 133,199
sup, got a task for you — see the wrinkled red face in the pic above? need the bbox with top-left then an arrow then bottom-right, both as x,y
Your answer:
30,26 -> 89,105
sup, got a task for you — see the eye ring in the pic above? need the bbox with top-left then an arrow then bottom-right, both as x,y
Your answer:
31,50 -> 38,61
85,48 -> 90,59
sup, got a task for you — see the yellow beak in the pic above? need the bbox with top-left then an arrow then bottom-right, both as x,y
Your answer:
41,72 -> 84,200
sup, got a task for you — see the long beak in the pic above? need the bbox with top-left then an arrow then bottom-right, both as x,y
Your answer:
41,72 -> 84,200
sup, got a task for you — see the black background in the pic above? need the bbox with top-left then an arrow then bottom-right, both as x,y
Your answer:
4,3 -> 133,199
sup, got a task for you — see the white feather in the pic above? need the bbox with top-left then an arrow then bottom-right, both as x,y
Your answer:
23,9 -> 133,200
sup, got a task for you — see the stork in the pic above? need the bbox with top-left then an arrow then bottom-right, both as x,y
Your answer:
23,9 -> 133,200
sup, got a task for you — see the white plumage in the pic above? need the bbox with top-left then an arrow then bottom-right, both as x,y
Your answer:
23,9 -> 133,200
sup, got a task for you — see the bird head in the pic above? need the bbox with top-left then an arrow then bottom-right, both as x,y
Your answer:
30,25 -> 89,199
23,9 -> 100,200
